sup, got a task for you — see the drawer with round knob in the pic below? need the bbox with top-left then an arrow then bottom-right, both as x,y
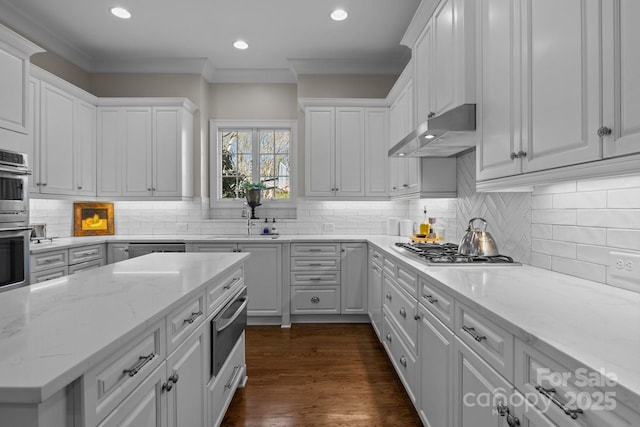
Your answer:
290,286 -> 340,314
382,311 -> 418,404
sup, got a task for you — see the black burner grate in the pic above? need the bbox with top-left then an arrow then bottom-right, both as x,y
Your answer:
394,242 -> 516,265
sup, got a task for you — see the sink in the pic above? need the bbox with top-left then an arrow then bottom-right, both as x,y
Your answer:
206,234 -> 280,240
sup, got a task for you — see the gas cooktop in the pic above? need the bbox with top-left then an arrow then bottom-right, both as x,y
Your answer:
392,242 -> 521,266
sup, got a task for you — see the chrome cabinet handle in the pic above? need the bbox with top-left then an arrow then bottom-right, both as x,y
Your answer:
510,152 -> 518,160
147,188 -> 152,191
183,310 -> 203,324
223,277 -> 241,290
386,333 -> 392,342
597,126 -> 612,137
535,386 -> 584,420
309,277 -> 323,281
414,314 -> 421,320
123,248 -> 129,253
385,292 -> 392,301
309,263 -> 323,267
423,294 -> 438,304
77,186 -> 83,190
517,150 -> 527,158
462,325 -> 487,342
402,184 -> 409,188
497,403 -> 509,416
225,366 -> 241,389
427,112 -> 435,118
399,307 -> 407,318
162,371 -> 180,392
41,183 -> 47,186
42,258 -> 58,264
77,250 -> 97,258
399,356 -> 407,367
123,353 -> 155,377
311,296 -> 320,303
308,248 -> 322,252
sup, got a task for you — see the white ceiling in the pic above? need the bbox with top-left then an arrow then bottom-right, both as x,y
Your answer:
0,0 -> 421,83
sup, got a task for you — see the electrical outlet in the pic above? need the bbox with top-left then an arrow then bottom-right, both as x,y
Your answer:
176,223 -> 188,233
607,250 -> 640,291
323,223 -> 335,232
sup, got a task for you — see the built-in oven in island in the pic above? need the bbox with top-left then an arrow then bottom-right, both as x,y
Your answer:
211,286 -> 248,377
0,148 -> 31,292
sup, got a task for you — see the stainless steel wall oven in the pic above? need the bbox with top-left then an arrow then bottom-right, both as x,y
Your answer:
211,286 -> 248,377
0,149 -> 31,292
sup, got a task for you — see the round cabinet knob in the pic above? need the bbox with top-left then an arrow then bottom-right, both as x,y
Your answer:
147,188 -> 152,191
42,183 -> 47,186
427,112 -> 435,119
399,356 -> 407,367
597,126 -> 612,137
311,296 -> 320,303
517,150 -> 527,158
510,152 -> 518,160
77,186 -> 83,189
386,333 -> 392,342
399,307 -> 407,318
162,381 -> 173,392
414,314 -> 421,320
385,292 -> 392,300
169,372 -> 179,384
507,415 -> 521,427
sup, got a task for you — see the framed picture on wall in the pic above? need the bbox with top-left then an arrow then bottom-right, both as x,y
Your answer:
73,202 -> 115,236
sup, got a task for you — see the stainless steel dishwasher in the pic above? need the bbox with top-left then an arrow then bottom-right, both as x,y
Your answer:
126,242 -> 186,259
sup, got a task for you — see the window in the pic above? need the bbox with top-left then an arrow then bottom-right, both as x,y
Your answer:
211,120 -> 296,208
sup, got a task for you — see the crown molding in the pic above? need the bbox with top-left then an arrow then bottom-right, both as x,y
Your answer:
206,68 -> 296,84
287,57 -> 407,76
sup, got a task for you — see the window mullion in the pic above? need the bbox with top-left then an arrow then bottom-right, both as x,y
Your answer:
252,128 -> 260,184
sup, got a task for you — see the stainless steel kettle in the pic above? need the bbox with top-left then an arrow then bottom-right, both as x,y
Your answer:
458,218 -> 499,256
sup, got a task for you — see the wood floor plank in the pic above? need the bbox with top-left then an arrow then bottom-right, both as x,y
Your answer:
221,323 -> 423,427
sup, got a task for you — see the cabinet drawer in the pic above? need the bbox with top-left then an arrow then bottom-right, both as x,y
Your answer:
419,277 -> 454,329
383,256 -> 396,277
515,340 -> 640,427
69,244 -> 105,265
383,275 -> 418,354
166,292 -> 205,354
31,249 -> 68,273
291,286 -> 340,314
208,333 -> 246,427
382,312 -> 418,403
69,258 -> 105,275
455,302 -> 514,381
291,256 -> 340,271
206,266 -> 244,316
396,265 -> 418,298
31,266 -> 68,283
370,248 -> 384,267
291,242 -> 340,256
84,322 -> 166,425
291,271 -> 340,286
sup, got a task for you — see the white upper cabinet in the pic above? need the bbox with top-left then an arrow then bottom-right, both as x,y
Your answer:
28,67 -> 98,197
97,99 -> 196,200
477,0 -> 640,190
603,0 -> 640,159
520,0 -> 602,173
0,24 -> 43,135
414,0 -> 476,124
303,100 -> 389,200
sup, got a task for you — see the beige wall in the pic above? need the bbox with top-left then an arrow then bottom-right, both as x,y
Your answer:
297,74 -> 397,99
209,83 -> 298,120
31,53 -> 91,91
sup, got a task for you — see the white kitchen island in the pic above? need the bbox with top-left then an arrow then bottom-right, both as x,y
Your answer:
0,252 -> 249,427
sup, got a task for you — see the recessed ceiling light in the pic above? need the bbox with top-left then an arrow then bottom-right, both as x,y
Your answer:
110,7 -> 131,19
424,134 -> 436,140
330,9 -> 348,21
233,40 -> 249,50
398,153 -> 406,157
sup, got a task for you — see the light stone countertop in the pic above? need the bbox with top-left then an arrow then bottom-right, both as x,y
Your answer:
367,235 -> 640,410
0,252 -> 249,404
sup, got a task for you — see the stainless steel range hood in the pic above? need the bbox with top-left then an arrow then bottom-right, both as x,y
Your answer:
388,104 -> 476,158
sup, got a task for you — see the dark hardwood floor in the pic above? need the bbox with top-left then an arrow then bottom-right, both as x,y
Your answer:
221,323 -> 423,427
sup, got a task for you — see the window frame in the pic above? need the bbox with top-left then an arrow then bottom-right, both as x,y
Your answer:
209,119 -> 297,209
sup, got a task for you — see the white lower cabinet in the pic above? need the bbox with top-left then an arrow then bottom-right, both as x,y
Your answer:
418,302 -> 454,427
31,244 -> 106,283
208,333 -> 246,427
453,336 -> 512,427
166,323 -> 206,427
382,310 -> 419,404
193,243 -> 282,317
367,248 -> 383,340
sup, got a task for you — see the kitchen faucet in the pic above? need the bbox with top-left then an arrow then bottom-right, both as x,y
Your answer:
247,217 -> 255,236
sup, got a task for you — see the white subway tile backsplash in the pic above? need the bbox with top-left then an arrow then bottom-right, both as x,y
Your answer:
552,225 -> 606,245
576,244 -> 611,265
577,174 -> 640,191
531,224 -> 552,239
552,191 -> 607,209
607,188 -> 640,208
530,252 -> 552,270
533,182 -> 577,195
532,238 -> 576,259
532,210 -> 577,225
607,229 -> 640,251
577,209 -> 640,229
531,195 -> 552,210
552,257 -> 607,284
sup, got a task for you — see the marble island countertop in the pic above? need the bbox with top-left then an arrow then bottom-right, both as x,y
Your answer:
0,252 -> 249,404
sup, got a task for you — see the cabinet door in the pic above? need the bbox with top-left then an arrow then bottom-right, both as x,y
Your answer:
193,243 -> 237,253
340,243 -> 367,314
603,0 -> 640,158
153,107 -> 181,197
364,108 -> 389,197
521,0 -> 601,173
335,108 -> 365,197
453,338 -> 511,427
419,305 -> 454,427
432,0 -> 457,116
97,362 -> 167,427
367,261 -> 383,339
25,77 -> 40,195
75,99 -> 96,196
39,82 -> 75,195
166,324 -> 206,427
107,243 -> 130,264
122,107 -> 152,197
238,243 -> 282,316
305,107 -> 335,197
97,107 -> 122,197
415,19 -> 434,124
476,0 -> 523,181
0,37 -> 30,134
